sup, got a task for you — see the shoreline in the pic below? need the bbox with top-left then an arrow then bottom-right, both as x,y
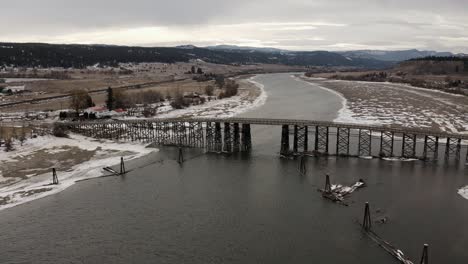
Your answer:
0,75 -> 268,211
293,75 -> 381,125
113,75 -> 268,120
299,75 -> 468,134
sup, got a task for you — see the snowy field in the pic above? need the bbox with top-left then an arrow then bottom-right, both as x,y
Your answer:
0,77 -> 267,211
300,76 -> 468,134
155,77 -> 267,118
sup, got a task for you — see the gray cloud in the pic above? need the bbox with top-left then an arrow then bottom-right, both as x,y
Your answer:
1,0 -> 467,52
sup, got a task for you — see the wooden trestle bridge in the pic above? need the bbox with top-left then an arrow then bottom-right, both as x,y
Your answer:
60,117 -> 468,163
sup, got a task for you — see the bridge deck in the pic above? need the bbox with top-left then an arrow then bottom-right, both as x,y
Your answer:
61,117 -> 468,140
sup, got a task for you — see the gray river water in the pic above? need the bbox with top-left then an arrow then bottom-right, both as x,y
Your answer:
1,73 -> 467,264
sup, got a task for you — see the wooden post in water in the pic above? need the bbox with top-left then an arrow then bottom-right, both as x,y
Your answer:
178,147 -> 184,164
299,155 -> 307,175
280,125 -> 290,156
233,123 -> 240,152
293,125 -> 299,153
120,157 -> 126,175
420,244 -> 429,264
324,174 -> 332,194
52,168 -> 59,185
241,124 -> 252,152
362,202 -> 372,231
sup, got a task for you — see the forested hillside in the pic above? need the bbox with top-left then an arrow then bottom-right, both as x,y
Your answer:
0,43 -> 393,69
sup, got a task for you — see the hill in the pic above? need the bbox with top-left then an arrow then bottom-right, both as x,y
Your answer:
338,49 -> 454,62
396,56 -> 468,75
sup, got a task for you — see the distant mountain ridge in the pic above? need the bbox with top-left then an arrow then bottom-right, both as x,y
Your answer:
206,45 -> 288,53
338,49 -> 455,62
207,45 -> 460,62
0,42 -> 394,69
1,42 -> 462,70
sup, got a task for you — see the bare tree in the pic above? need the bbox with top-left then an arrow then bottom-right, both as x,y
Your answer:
113,89 -> 131,109
70,89 -> 94,114
170,89 -> 189,109
205,85 -> 214,96
4,138 -> 14,152
19,123 -> 26,146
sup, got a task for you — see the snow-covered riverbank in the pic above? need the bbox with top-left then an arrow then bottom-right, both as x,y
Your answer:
120,76 -> 267,119
0,75 -> 268,211
0,134 -> 155,211
299,75 -> 468,134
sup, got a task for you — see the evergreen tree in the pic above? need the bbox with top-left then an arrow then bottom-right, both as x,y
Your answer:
106,87 -> 114,110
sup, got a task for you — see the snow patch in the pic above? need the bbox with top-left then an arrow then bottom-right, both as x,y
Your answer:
0,134 -> 155,211
458,186 -> 468,200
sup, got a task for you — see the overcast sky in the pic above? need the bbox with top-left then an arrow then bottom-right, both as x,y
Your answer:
1,0 -> 467,52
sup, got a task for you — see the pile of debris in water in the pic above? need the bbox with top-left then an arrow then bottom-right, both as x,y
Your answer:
318,175 -> 366,206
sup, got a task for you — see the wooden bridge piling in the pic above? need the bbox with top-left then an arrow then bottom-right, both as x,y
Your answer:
420,244 -> 429,264
214,122 -> 222,152
293,125 -> 308,155
241,124 -> 252,152
445,138 -> 461,161
358,129 -> 372,157
423,136 -> 439,161
120,157 -> 126,174
52,168 -> 59,185
293,125 -> 298,153
206,122 -> 215,152
380,131 -> 394,157
177,147 -> 184,164
362,202 -> 372,231
402,133 -> 417,159
299,155 -> 307,175
233,123 -> 240,152
337,127 -> 351,156
315,126 -> 329,154
280,125 -> 290,156
325,174 -> 332,194
224,123 -> 232,153
190,122 -> 204,148
62,118 -> 468,164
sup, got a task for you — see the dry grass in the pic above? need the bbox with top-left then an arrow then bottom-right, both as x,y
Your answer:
1,62 -> 305,113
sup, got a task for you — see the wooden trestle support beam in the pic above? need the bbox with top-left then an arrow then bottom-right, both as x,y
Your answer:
206,122 -> 215,152
293,125 -> 308,155
423,135 -> 439,161
63,119 -> 467,164
241,124 -> 252,152
315,126 -> 329,154
402,133 -> 417,159
336,127 -> 350,156
445,137 -> 461,161
358,129 -> 372,157
280,125 -> 290,156
233,123 -> 241,152
380,131 -> 394,157
214,122 -> 222,152
188,122 -> 204,148
223,122 -> 232,153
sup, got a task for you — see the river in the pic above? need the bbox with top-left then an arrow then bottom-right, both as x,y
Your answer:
0,73 -> 467,264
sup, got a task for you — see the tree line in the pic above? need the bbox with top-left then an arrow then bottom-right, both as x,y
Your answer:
0,42 -> 392,69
